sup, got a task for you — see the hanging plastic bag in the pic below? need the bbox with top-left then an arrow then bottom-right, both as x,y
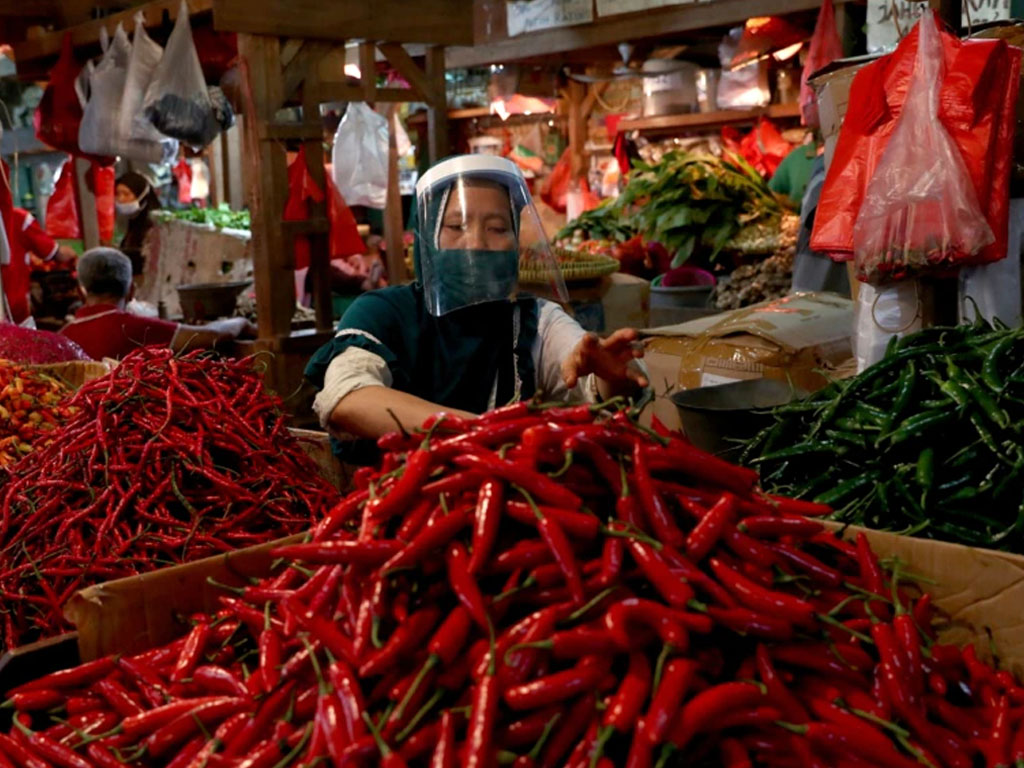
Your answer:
799,0 -> 843,128
90,163 -> 115,243
119,14 -> 178,164
960,198 -> 1024,328
720,119 -> 791,179
855,280 -> 923,372
45,161 -> 80,239
813,15 -> 1020,273
331,103 -> 388,209
143,2 -> 219,148
78,23 -> 132,158
852,12 -> 994,283
328,176 -> 367,259
284,146 -> 324,271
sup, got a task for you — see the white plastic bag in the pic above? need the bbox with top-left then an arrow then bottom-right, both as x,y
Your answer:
960,198 -> 1024,328
852,11 -> 994,284
120,13 -> 178,164
854,280 -> 923,372
143,2 -> 218,148
332,103 -> 388,209
78,23 -> 131,157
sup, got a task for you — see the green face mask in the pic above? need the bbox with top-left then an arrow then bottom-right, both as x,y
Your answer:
424,249 -> 519,316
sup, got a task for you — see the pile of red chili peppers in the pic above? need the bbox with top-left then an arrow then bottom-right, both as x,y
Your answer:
0,360 -> 77,467
1,402 -> 1021,767
0,346 -> 340,652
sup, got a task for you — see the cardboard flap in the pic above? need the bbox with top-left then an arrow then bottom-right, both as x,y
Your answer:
65,533 -> 304,661
642,293 -> 854,353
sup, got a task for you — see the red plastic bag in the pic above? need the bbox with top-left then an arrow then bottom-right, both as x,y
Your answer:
812,14 -> 1021,277
327,177 -> 366,259
541,148 -> 571,213
45,161 -> 80,240
854,13 -> 993,282
721,119 -> 792,179
91,163 -> 115,243
173,158 -> 192,204
284,146 -> 325,271
800,0 -> 843,128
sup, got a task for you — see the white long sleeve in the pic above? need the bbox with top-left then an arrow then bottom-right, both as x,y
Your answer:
532,300 -> 600,403
312,345 -> 392,433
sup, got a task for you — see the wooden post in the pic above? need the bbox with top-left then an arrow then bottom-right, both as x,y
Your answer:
566,80 -> 587,180
238,34 -> 294,342
73,157 -> 100,249
223,120 -> 244,209
303,62 -> 334,333
931,0 -> 962,31
208,141 -> 225,207
383,105 -> 406,284
425,45 -> 448,164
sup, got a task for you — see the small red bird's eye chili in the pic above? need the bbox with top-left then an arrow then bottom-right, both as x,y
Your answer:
6,689 -> 64,713
8,656 -> 116,696
630,440 -> 684,548
669,682 -> 765,749
685,493 -> 736,562
468,479 -> 505,574
169,622 -> 211,683
359,606 -> 442,678
272,539 -> 404,567
605,598 -> 692,650
465,643 -> 500,768
504,656 -> 610,711
445,542 -> 490,630
453,452 -> 582,509
623,535 -> 694,609
855,532 -> 886,596
381,506 -> 473,574
709,558 -> 815,627
602,652 -> 651,734
643,658 -> 697,745
738,514 -> 823,539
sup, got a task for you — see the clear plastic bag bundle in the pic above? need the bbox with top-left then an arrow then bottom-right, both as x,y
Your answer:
143,2 -> 219,148
119,13 -> 178,164
331,103 -> 388,209
852,12 -> 994,283
77,24 -> 131,158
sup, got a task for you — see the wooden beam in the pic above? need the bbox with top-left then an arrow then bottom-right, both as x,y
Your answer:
12,0 -> 212,67
72,158 -> 100,250
580,82 -> 609,121
359,42 -> 377,101
383,106 -> 406,286
282,41 -> 333,103
238,34 -> 295,342
212,0 -> 474,45
448,0 -> 850,68
377,43 -> 434,105
259,123 -> 323,140
425,46 -> 448,165
318,81 -> 366,103
280,39 -> 304,70
0,0 -> 57,16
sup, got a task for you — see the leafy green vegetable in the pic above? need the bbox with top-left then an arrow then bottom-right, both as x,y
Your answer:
156,204 -> 251,230
554,198 -> 639,243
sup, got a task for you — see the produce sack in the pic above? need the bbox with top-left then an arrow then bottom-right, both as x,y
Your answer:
143,2 -> 219,148
78,23 -> 132,158
800,0 -> 843,128
853,12 -> 994,283
812,13 -> 1021,276
331,103 -> 388,209
118,13 -> 178,164
0,323 -> 90,363
45,160 -> 80,239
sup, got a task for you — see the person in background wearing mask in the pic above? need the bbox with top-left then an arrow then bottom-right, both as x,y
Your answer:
115,171 -> 162,278
1,207 -> 76,324
60,247 -> 255,360
306,155 -> 647,448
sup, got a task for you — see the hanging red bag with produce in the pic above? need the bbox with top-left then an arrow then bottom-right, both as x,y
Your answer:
812,13 -> 1020,278
45,161 -> 80,239
799,0 -> 843,128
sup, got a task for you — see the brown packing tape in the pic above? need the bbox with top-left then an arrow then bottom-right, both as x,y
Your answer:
64,533 -> 305,662
827,523 -> 1024,677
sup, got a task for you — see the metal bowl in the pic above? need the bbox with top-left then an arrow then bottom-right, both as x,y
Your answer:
176,280 -> 252,322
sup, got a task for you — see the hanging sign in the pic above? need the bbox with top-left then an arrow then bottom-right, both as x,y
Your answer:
595,0 -> 696,14
867,0 -> 1011,54
505,0 -> 593,37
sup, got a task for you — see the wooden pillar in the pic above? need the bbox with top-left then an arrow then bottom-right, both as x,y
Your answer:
224,120 -> 244,209
238,34 -> 294,342
73,158 -> 100,249
303,65 -> 334,333
208,141 -> 224,207
384,105 -> 407,284
566,80 -> 587,180
425,45 -> 449,165
931,0 -> 962,31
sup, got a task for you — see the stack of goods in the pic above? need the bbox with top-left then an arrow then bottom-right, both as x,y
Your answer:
0,346 -> 340,651
745,320 -> 1024,550
3,403 -> 1020,766
0,361 -> 76,467
713,213 -> 800,310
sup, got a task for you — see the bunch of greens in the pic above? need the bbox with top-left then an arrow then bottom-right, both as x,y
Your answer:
554,198 -> 639,243
160,204 -> 251,230
621,152 -> 780,267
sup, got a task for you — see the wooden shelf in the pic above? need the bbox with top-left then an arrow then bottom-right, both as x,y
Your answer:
618,103 -> 802,135
408,107 -> 563,125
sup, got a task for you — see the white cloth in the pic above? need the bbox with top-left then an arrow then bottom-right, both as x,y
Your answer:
312,300 -> 604,432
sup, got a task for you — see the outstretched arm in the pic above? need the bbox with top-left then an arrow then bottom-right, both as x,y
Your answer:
328,386 -> 475,439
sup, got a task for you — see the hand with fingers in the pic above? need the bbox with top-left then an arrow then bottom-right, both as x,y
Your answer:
562,328 -> 649,394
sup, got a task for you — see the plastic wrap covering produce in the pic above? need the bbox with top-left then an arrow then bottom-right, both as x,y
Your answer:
745,319 -> 1024,550
0,324 -> 90,364
0,361 -> 76,467
3,403 -> 1020,767
0,347 -> 341,651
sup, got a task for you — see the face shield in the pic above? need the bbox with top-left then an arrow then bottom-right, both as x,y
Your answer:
415,155 -> 567,317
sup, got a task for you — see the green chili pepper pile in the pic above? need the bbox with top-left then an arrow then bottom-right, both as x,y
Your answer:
745,319 -> 1024,549
0,346 -> 341,652
2,403 -> 1022,766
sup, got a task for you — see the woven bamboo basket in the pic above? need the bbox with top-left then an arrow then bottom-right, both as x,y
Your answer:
519,247 -> 620,284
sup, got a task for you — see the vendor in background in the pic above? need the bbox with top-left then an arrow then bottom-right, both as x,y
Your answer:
307,155 -> 648,442
1,207 -> 76,324
115,172 -> 162,278
60,247 -> 255,360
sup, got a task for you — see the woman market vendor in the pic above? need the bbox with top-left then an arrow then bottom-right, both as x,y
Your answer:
307,155 -> 648,441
